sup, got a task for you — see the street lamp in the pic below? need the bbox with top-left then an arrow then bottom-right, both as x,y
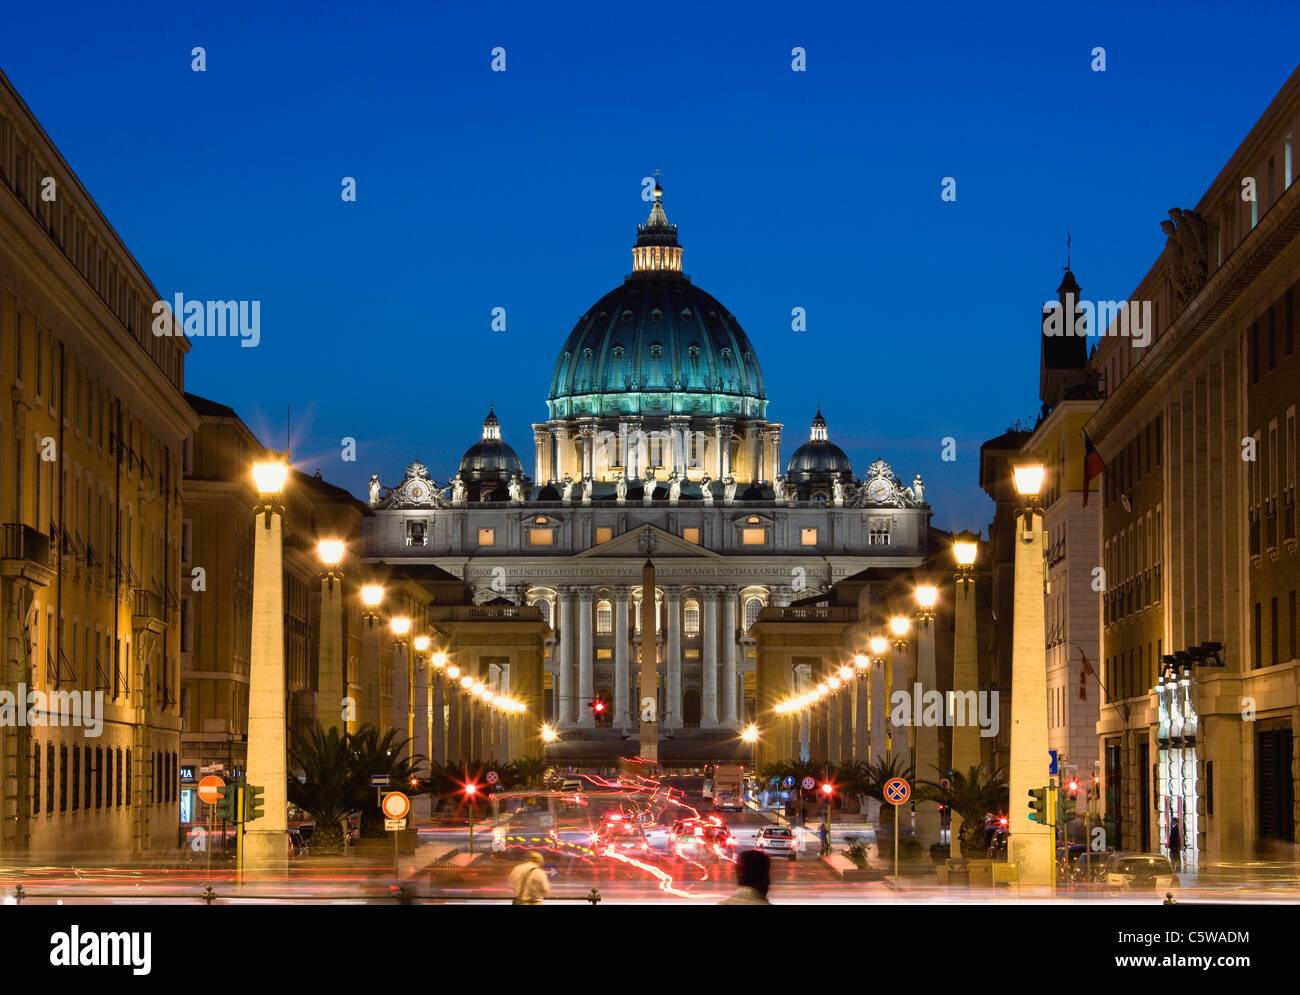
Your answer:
1007,457 -> 1052,885
950,529 -> 982,859
246,453 -> 290,871
541,723 -> 558,743
913,581 -> 941,851
317,539 -> 347,735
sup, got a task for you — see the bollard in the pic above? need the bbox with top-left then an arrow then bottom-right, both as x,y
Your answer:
202,883 -> 217,906
1163,891 -> 1177,905
586,887 -> 602,905
13,884 -> 24,906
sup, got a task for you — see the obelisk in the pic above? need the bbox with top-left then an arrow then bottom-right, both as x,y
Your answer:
639,558 -> 659,761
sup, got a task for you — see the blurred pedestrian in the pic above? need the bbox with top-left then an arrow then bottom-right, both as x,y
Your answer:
719,849 -> 772,905
817,821 -> 829,856
509,850 -> 550,905
1167,818 -> 1182,871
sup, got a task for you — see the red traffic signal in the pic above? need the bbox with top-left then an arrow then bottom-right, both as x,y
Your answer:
820,782 -> 833,796
464,782 -> 478,796
1068,779 -> 1079,793
589,700 -> 606,713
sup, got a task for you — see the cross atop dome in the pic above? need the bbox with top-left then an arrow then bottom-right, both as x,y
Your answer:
633,176 -> 683,276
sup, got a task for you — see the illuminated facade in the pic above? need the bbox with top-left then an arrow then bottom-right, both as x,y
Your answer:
364,186 -> 933,763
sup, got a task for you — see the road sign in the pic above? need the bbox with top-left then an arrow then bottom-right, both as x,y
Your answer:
884,777 -> 911,805
381,791 -> 411,820
801,776 -> 816,791
940,778 -> 951,790
197,775 -> 225,805
371,774 -> 391,788
782,776 -> 796,789
1048,749 -> 1060,776
486,770 -> 499,785
384,818 -> 407,831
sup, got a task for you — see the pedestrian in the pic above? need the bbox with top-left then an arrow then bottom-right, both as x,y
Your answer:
719,849 -> 772,905
508,850 -> 550,905
817,821 -> 829,856
1167,818 -> 1182,871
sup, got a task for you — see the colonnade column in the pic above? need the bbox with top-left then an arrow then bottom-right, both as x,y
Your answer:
413,650 -> 429,770
558,588 -> 575,726
665,587 -> 682,729
915,612 -> 940,847
701,586 -> 720,728
533,426 -> 549,483
613,585 -> 631,729
577,588 -> 594,726
430,665 -> 445,766
554,426 -> 570,482
579,424 -> 596,479
720,587 -> 739,725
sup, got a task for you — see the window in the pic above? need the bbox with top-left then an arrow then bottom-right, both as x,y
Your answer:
32,743 -> 40,815
596,600 -> 612,636
533,599 -> 551,625
744,597 -> 764,631
405,519 -> 427,546
1271,597 -> 1279,667
868,521 -> 890,545
477,528 -> 495,547
595,527 -> 612,544
115,749 -> 122,807
682,527 -> 699,544
95,747 -> 102,808
683,600 -> 700,636
528,527 -> 553,547
59,745 -> 67,812
801,527 -> 818,546
741,528 -> 766,546
1255,602 -> 1263,669
46,743 -> 54,812
72,748 -> 80,810
1290,591 -> 1297,662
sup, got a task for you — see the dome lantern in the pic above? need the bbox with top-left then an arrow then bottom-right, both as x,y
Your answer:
632,178 -> 683,276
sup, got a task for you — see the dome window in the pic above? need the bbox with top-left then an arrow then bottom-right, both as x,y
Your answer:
649,343 -> 664,358
680,308 -> 693,319
621,310 -> 634,322
650,307 -> 663,322
612,345 -> 625,358
598,310 -> 608,320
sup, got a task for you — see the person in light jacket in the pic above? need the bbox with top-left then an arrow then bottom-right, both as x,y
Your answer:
719,850 -> 772,905
509,851 -> 551,905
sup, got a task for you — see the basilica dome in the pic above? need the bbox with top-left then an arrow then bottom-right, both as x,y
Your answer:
547,183 -> 767,422
786,409 -> 854,494
457,408 -> 523,500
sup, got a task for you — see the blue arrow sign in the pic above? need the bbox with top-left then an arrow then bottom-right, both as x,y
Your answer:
371,774 -> 391,787
1048,750 -> 1059,776
781,776 -> 795,789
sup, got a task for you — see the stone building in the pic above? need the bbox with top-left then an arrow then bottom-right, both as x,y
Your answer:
1089,65 -> 1300,863
0,67 -> 194,859
363,186 -> 935,765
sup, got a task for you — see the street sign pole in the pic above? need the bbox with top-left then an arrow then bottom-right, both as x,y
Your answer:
236,784 -> 245,888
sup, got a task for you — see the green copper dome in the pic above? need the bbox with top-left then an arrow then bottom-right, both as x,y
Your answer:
547,185 -> 767,420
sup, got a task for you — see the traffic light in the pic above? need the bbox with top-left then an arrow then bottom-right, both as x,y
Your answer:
820,782 -> 833,797
215,784 -> 240,823
1027,786 -> 1048,824
244,783 -> 265,823
589,699 -> 606,716
1059,789 -> 1077,824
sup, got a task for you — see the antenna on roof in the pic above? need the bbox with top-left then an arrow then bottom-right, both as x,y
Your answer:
1065,226 -> 1072,270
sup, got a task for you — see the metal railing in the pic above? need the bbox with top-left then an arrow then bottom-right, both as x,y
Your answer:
2,523 -> 51,565
7,883 -> 604,906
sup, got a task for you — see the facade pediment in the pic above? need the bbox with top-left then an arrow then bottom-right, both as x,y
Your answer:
574,523 -> 721,559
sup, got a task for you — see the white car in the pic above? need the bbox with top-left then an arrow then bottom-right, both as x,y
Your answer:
754,825 -> 798,860
1103,853 -> 1180,891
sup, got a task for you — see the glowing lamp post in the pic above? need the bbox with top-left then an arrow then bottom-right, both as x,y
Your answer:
913,582 -> 941,848
1007,457 -> 1052,886
317,539 -> 346,735
949,529 -> 982,860
465,782 -> 479,854
246,454 -> 290,871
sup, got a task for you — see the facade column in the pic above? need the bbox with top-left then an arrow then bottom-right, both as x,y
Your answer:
613,585 -> 631,729
533,426 -> 549,482
577,588 -> 594,726
392,640 -> 410,756
668,416 -> 690,475
665,587 -> 683,729
854,668 -> 869,761
579,424 -> 596,479
558,588 -> 576,726
617,422 -> 629,475
871,647 -> 888,765
718,421 -> 734,478
701,586 -> 720,728
360,624 -> 382,734
635,422 -> 648,479
720,587 -> 739,725
554,426 -> 570,482
625,420 -> 641,479
413,651 -> 429,774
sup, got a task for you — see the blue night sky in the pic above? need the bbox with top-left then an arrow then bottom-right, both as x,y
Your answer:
3,1 -> 1297,531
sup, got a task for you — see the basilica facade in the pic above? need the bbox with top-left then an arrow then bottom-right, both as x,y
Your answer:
362,185 -> 933,761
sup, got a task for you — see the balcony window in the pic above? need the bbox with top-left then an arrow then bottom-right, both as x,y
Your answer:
741,528 -> 766,546
596,600 -> 612,636
683,600 -> 700,636
801,527 -> 818,546
478,528 -> 495,547
528,528 -> 553,547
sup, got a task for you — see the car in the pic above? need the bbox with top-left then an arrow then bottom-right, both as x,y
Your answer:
1103,853 -> 1179,891
595,819 -> 650,856
670,817 -> 736,858
287,829 -> 309,856
1070,850 -> 1110,886
755,825 -> 798,860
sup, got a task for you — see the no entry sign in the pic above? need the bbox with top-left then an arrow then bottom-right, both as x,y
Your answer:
381,791 -> 411,820
197,775 -> 225,805
801,776 -> 816,791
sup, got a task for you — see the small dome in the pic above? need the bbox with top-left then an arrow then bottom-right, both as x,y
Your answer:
786,408 -> 854,482
458,408 -> 523,481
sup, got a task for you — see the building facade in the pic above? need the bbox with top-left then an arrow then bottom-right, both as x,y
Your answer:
363,187 -> 934,764
1090,65 -> 1300,863
1,68 -> 195,859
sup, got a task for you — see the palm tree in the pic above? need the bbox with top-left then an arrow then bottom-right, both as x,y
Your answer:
917,764 -> 1008,858
347,725 -> 423,838
287,724 -> 367,855
504,756 -> 549,789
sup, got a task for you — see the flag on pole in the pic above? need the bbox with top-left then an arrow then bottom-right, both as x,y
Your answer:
1079,650 -> 1094,701
1081,431 -> 1106,508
